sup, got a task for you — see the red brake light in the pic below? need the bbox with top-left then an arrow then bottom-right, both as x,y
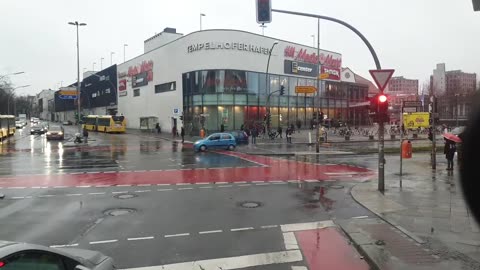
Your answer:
378,95 -> 387,103
0,261 -> 5,267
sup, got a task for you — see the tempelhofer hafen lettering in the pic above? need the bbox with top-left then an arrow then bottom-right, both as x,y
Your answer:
188,42 -> 271,55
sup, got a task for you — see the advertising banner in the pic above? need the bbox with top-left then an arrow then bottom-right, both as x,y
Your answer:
284,60 -> 318,77
321,66 -> 341,81
403,112 -> 430,129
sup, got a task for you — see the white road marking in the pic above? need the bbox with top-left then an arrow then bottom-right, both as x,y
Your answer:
69,172 -> 83,175
199,230 -> 223,234
117,184 -> 131,187
272,182 -> 287,185
236,181 -> 247,184
283,232 -> 299,250
178,187 -> 193,190
156,184 -> 170,186
238,184 -> 251,187
31,186 -> 41,189
261,225 -> 278,229
291,266 -> 308,270
157,189 -> 173,191
88,192 -> 106,195
96,185 -> 111,188
281,220 -> 335,232
270,181 -> 283,183
252,181 -> 264,183
50,243 -> 79,248
11,197 -> 24,199
89,239 -> 118,245
104,171 -> 116,173
66,194 -> 82,196
134,190 -> 151,193
76,185 -> 91,188
218,185 -> 233,188
230,227 -> 254,232
215,182 -> 228,184
199,186 -> 213,189
53,186 -> 67,188
138,184 -> 151,187
135,170 -> 147,172
127,236 -> 154,241
352,215 -> 369,219
288,180 -> 299,183
304,179 -> 319,183
124,250 -> 303,270
195,182 -> 210,185
255,183 -> 270,186
86,172 -> 98,174
112,191 -> 128,194
8,187 -> 26,189
151,170 -> 164,172
38,195 -> 55,198
164,233 -> 190,238
176,183 -> 190,186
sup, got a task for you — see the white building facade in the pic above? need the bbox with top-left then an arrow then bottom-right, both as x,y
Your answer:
35,89 -> 55,121
117,29 -> 346,133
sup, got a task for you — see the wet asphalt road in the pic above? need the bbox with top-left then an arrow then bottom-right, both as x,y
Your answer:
0,124 -> 375,269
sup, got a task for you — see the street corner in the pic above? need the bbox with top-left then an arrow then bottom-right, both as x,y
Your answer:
280,220 -> 370,270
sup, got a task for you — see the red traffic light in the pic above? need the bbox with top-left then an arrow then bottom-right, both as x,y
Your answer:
378,94 -> 387,103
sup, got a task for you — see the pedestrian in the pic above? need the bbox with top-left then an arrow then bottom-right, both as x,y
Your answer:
444,139 -> 457,170
277,126 -> 283,138
251,127 -> 258,144
82,127 -> 89,143
296,119 -> 301,133
155,123 -> 161,134
220,123 -> 225,132
286,127 -> 291,143
180,126 -> 185,143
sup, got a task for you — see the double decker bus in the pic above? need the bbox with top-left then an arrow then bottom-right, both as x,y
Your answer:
82,115 -> 126,133
0,115 -> 16,138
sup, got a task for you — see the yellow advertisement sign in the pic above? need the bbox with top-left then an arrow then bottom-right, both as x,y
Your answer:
295,86 -> 317,94
403,112 -> 430,129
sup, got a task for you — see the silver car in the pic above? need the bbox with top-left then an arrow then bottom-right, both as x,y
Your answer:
0,240 -> 115,269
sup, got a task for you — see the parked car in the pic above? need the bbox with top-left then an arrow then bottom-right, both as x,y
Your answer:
194,133 -> 237,152
230,131 -> 249,144
0,240 -> 115,269
30,124 -> 46,135
62,120 -> 73,125
46,125 -> 64,140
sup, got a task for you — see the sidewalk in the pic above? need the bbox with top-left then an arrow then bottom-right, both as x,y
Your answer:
341,153 -> 480,269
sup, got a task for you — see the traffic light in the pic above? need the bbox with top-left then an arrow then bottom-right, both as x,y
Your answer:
377,94 -> 389,123
280,85 -> 285,95
428,128 -> 433,141
256,0 -> 272,24
179,113 -> 184,122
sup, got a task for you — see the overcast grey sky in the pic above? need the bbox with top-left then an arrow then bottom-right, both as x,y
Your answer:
1,0 -> 479,95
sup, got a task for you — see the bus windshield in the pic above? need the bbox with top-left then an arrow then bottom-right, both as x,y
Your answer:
112,116 -> 125,124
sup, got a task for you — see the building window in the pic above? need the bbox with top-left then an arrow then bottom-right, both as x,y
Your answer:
133,89 -> 140,97
155,82 -> 176,93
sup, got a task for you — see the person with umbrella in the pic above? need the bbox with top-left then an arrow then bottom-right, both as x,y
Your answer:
443,133 -> 462,171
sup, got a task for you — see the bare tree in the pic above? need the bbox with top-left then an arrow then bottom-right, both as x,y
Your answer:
0,77 -> 13,115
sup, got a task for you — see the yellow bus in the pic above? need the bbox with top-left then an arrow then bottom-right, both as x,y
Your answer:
82,115 -> 126,133
82,115 -> 99,131
0,115 -> 16,138
97,115 -> 126,133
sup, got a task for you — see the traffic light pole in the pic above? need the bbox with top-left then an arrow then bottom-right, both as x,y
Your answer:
431,96 -> 437,169
270,8 -> 386,192
315,18 -> 321,153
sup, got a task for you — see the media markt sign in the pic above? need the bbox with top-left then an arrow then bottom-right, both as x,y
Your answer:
187,42 -> 271,55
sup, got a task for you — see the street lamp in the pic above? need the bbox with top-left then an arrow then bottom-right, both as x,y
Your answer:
7,85 -> 30,115
110,52 -> 115,65
265,41 -> 279,132
200,13 -> 206,31
0,71 -> 25,81
123,44 -> 128,63
68,20 -> 87,132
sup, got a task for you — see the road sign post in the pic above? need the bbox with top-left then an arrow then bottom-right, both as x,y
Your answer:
370,69 -> 395,193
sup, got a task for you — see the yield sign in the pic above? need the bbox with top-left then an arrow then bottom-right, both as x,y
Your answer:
369,69 -> 395,92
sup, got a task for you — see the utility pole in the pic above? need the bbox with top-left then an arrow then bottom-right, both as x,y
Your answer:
315,18 -> 321,153
68,21 -> 86,132
430,94 -> 437,169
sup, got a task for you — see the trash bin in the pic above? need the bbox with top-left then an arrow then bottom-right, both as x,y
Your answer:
200,128 -> 205,138
402,140 -> 412,159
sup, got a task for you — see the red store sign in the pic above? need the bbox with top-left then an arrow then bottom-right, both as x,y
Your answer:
321,66 -> 341,81
284,46 -> 341,69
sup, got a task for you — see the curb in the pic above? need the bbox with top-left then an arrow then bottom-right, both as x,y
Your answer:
350,182 -> 426,244
336,223 -> 381,270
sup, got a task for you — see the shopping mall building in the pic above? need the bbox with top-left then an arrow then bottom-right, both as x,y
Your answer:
117,28 -> 372,133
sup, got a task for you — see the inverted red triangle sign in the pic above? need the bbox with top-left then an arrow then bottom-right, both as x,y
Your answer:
369,69 -> 395,92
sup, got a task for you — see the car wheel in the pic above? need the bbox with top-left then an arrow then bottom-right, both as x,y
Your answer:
200,145 -> 207,152
228,145 -> 235,151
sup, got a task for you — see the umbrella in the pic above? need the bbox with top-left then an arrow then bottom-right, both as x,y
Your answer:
443,133 -> 462,143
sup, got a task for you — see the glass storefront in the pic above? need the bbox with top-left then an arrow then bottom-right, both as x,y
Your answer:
183,70 -> 369,134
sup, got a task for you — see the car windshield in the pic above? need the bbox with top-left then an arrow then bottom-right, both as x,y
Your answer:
1,2 -> 480,270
